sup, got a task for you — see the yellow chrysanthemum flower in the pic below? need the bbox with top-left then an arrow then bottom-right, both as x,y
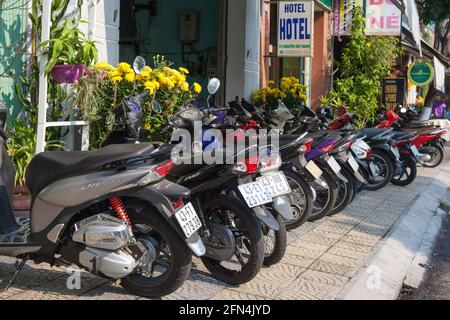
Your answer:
117,62 -> 131,73
111,76 -> 123,84
108,70 -> 121,79
143,66 -> 153,73
193,82 -> 202,94
94,62 -> 114,71
179,67 -> 189,74
180,81 -> 189,92
125,72 -> 135,82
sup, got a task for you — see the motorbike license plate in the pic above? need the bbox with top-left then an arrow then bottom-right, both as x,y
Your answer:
326,156 -> 341,174
175,202 -> 203,238
410,145 -> 420,157
390,146 -> 400,159
347,153 -> 359,172
257,172 -> 291,198
305,161 -> 323,180
238,181 -> 273,208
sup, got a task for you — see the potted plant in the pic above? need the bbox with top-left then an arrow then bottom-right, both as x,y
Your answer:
7,120 -> 65,211
75,56 -> 203,148
39,18 -> 98,84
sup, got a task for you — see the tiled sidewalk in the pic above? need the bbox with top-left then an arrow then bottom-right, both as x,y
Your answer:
1,151 -> 448,300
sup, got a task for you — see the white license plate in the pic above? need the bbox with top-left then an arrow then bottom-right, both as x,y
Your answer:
305,161 -> 323,179
326,156 -> 341,174
238,181 -> 273,208
347,153 -> 359,172
410,145 -> 420,157
175,202 -> 202,238
257,172 -> 291,198
390,146 -> 400,159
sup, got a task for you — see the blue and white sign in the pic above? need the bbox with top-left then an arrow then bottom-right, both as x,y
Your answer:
278,0 -> 314,57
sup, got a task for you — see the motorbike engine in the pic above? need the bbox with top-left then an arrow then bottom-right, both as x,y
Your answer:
68,214 -> 156,279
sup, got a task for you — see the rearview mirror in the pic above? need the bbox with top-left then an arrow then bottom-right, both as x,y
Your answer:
207,78 -> 221,95
133,56 -> 146,75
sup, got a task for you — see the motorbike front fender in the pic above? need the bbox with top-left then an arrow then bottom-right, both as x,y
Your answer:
253,205 -> 280,231
272,195 -> 294,220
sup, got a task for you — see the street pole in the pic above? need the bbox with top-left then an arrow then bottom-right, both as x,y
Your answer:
36,0 -> 51,154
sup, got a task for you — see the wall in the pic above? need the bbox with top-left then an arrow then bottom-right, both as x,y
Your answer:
119,0 -> 220,96
226,0 -> 261,102
311,10 -> 330,110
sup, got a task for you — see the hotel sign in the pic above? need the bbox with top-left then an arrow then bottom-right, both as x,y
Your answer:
277,0 -> 314,57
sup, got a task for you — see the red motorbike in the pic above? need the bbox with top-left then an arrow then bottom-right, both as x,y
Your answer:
376,110 -> 447,168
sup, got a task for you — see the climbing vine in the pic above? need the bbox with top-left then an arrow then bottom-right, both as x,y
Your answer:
321,6 -> 403,127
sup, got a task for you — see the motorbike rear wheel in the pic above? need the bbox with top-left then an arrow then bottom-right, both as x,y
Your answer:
121,207 -> 192,298
420,145 -> 444,168
391,156 -> 417,186
201,195 -> 264,285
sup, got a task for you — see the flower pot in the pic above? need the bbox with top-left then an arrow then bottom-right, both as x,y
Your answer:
12,185 -> 30,212
51,64 -> 85,84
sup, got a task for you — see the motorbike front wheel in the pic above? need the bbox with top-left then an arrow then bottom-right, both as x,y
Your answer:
364,150 -> 394,191
283,169 -> 314,230
201,195 -> 264,285
261,211 -> 287,267
328,167 -> 357,216
307,169 -> 338,222
121,206 -> 192,298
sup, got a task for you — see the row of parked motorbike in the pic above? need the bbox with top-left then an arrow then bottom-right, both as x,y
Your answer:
0,66 -> 447,298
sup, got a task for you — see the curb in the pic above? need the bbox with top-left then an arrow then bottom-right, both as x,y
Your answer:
335,157 -> 450,300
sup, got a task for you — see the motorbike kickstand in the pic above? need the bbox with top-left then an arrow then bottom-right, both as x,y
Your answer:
0,255 -> 28,292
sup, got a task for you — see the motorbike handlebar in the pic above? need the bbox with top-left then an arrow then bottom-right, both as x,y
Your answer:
204,107 -> 230,115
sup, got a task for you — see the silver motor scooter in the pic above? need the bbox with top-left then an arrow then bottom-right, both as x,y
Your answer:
0,101 -> 205,299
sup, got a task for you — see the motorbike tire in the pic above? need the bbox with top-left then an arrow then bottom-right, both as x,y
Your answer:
391,156 -> 417,186
262,213 -> 287,267
201,195 -> 264,285
364,150 -> 394,191
307,169 -> 338,222
282,169 -> 314,230
328,167 -> 356,216
121,206 -> 192,298
420,145 -> 444,168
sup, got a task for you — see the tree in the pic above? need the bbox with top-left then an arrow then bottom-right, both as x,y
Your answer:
416,0 -> 450,55
321,6 -> 402,127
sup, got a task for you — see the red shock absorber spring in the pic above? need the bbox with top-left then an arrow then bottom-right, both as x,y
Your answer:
109,196 -> 132,226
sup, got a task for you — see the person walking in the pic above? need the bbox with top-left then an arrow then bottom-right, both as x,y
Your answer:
432,95 -> 447,119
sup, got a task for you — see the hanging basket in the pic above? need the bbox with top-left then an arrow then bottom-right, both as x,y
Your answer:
50,64 -> 85,84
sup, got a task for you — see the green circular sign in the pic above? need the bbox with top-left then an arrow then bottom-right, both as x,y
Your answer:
408,61 -> 434,86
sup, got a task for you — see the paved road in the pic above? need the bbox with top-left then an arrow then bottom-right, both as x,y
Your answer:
1,150 -> 449,300
401,207 -> 450,300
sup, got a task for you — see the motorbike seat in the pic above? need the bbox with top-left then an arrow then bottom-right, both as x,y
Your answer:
389,131 -> 417,140
402,127 -> 443,135
26,143 -> 155,196
360,128 -> 392,139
